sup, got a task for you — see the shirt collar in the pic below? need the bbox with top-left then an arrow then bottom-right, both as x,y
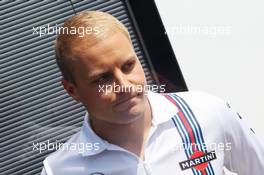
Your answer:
79,113 -> 108,156
78,91 -> 179,157
147,91 -> 179,126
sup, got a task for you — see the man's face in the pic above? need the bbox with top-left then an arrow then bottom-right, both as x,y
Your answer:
63,31 -> 147,124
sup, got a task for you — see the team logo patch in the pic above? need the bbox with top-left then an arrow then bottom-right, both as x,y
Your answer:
179,151 -> 217,171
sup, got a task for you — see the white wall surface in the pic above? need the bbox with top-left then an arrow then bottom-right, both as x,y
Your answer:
155,0 -> 264,141
155,1 -> 264,174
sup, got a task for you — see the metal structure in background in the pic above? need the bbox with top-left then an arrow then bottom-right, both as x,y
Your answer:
0,0 -> 187,175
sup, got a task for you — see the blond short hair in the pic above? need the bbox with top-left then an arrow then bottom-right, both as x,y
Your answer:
55,11 -> 131,84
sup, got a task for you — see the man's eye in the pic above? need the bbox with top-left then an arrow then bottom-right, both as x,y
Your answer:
122,60 -> 135,73
95,74 -> 111,83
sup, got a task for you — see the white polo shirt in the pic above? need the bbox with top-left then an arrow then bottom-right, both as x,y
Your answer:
41,91 -> 264,175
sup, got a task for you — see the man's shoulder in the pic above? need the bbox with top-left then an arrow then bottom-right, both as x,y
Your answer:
165,90 -> 223,106
163,90 -> 227,119
175,90 -> 219,99
43,131 -> 82,168
149,90 -> 225,114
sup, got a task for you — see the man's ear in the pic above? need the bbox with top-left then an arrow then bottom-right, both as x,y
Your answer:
61,79 -> 81,102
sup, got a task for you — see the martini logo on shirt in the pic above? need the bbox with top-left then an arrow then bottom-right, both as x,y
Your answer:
179,151 -> 217,171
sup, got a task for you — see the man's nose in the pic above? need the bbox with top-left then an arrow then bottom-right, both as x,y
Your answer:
114,70 -> 133,92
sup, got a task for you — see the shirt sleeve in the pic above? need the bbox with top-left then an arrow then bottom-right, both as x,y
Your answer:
216,99 -> 264,174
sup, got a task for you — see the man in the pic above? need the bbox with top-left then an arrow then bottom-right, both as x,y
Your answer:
41,11 -> 264,175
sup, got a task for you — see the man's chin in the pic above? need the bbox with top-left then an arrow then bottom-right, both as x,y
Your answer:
119,107 -> 145,123
112,103 -> 145,124
112,93 -> 144,112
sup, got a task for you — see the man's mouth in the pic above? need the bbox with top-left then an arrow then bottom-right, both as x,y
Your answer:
113,93 -> 141,107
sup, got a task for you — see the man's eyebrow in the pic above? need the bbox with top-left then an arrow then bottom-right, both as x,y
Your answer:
122,55 -> 137,65
87,70 -> 109,81
126,55 -> 137,61
86,55 -> 137,80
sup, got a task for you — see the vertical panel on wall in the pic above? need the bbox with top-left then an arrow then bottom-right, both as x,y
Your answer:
0,1 -> 82,175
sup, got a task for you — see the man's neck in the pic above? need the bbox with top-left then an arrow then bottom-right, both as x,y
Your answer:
90,99 -> 152,159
